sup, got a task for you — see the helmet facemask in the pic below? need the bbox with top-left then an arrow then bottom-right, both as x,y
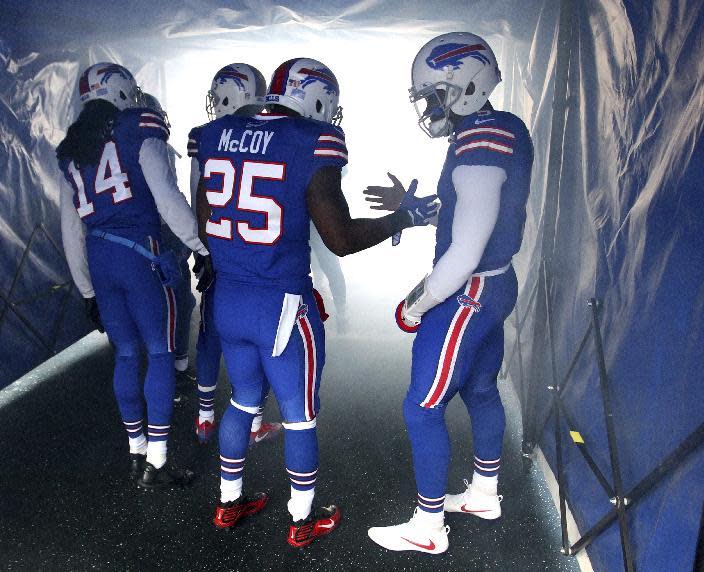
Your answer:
409,82 -> 461,138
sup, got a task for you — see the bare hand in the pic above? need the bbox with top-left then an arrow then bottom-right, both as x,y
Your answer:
363,172 -> 408,211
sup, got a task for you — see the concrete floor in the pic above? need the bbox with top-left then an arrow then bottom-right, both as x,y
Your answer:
0,317 -> 581,572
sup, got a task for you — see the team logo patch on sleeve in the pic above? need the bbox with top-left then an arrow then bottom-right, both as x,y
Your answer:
426,43 -> 490,70
457,294 -> 482,311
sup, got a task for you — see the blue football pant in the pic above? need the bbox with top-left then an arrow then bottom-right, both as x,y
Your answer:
214,279 -> 324,492
196,284 -> 271,418
405,268 -> 518,512
88,235 -> 176,446
159,224 -> 195,363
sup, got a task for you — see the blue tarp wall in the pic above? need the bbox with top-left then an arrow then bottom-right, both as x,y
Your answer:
0,1 -> 701,571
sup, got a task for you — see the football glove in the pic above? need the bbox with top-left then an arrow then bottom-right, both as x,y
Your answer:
397,179 -> 439,227
395,300 -> 420,333
193,253 -> 215,293
84,297 -> 105,333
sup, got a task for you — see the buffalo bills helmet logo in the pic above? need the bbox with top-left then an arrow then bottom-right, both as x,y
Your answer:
296,304 -> 309,319
299,67 -> 339,95
97,64 -> 134,84
426,43 -> 490,70
216,67 -> 248,89
457,294 -> 482,311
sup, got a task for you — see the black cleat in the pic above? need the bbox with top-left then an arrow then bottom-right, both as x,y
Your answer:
129,453 -> 146,479
213,492 -> 268,529
137,462 -> 195,490
288,505 -> 342,547
175,368 -> 197,390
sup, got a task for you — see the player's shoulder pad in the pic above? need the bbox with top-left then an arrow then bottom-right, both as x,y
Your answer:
187,123 -> 207,158
454,109 -> 529,160
118,106 -> 170,142
301,118 -> 347,163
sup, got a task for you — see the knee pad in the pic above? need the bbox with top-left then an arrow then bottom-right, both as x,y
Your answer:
282,418 -> 317,431
465,384 -> 501,409
114,343 -> 140,360
403,396 -> 445,429
230,399 -> 260,415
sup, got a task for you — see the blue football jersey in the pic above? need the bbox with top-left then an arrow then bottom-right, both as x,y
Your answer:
434,109 -> 533,272
191,113 -> 348,293
58,107 -> 170,241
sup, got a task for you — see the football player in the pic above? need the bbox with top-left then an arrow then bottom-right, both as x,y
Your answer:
142,92 -> 198,396
57,63 -> 212,489
188,64 -> 283,446
193,57 -> 438,545
366,32 -> 534,554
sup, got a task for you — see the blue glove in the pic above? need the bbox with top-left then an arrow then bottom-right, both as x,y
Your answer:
398,179 -> 439,226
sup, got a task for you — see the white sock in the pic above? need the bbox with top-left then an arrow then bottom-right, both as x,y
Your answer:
220,477 -> 243,503
415,508 -> 445,528
175,357 -> 188,372
288,487 -> 315,521
250,413 -> 263,434
199,410 -> 215,424
129,435 -> 147,455
146,441 -> 167,469
472,472 -> 498,495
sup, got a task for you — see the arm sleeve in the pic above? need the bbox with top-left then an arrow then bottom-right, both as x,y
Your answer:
59,177 -> 94,298
138,138 -> 209,256
190,157 -> 201,212
425,164 -> 505,302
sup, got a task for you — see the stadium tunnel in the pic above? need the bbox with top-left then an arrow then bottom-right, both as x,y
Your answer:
1,1 -> 702,571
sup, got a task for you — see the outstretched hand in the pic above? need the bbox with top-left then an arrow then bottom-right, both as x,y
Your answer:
398,180 -> 439,227
363,173 -> 407,211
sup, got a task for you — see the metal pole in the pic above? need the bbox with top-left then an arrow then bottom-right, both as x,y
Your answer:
545,260 -> 569,553
589,298 -> 635,572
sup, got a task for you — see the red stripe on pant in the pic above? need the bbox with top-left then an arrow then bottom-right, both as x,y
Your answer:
423,276 -> 482,408
299,315 -> 316,421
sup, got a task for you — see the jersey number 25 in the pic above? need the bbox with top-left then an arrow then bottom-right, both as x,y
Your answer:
204,158 -> 285,245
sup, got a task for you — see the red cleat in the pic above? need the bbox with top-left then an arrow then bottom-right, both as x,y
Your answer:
288,505 -> 342,547
249,422 -> 283,447
195,418 -> 217,444
213,492 -> 268,529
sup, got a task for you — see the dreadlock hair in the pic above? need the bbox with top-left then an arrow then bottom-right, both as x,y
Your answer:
56,99 -> 119,168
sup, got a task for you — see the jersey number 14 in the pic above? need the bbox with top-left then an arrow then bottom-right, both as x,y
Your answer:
69,141 -> 132,218
204,158 -> 285,245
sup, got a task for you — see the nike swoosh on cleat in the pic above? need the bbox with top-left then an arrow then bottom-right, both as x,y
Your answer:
254,432 -> 270,443
317,519 -> 336,529
401,537 -> 436,551
460,505 -> 491,513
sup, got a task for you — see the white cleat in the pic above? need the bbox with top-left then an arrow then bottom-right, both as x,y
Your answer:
368,508 -> 450,554
444,479 -> 502,519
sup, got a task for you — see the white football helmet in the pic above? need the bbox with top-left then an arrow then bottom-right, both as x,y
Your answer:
206,63 -> 266,120
141,92 -> 170,126
265,58 -> 342,125
78,62 -> 141,111
409,33 -> 501,137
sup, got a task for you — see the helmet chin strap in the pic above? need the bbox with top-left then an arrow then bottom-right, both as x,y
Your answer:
428,116 -> 452,137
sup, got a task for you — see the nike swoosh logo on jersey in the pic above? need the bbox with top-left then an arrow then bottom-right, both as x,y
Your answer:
401,537 -> 436,551
474,118 -> 495,124
460,505 -> 491,513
